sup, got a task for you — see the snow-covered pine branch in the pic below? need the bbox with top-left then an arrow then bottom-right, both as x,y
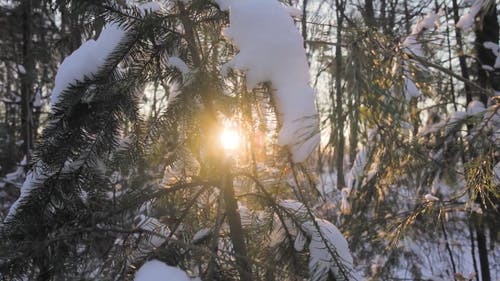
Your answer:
217,0 -> 319,163
279,200 -> 358,281
401,11 -> 441,100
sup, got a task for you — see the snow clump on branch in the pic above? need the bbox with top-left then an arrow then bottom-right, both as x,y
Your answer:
401,11 -> 441,100
456,0 -> 484,31
216,0 -> 319,163
279,200 -> 358,280
134,260 -> 199,281
50,2 -> 163,108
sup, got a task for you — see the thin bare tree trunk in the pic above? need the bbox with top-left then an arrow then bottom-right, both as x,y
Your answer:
476,222 -> 490,281
21,0 -> 34,162
349,43 -> 360,164
221,159 -> 252,281
451,0 -> 472,107
301,0 -> 308,49
363,0 -> 375,26
334,0 -> 345,188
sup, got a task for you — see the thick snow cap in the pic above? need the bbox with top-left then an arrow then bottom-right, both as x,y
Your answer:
50,22 -> 127,107
218,0 -> 319,163
134,260 -> 192,281
50,2 -> 163,108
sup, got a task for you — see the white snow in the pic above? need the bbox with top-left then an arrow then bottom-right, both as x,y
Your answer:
403,12 -> 440,57
482,64 -> 495,71
294,230 -> 306,251
33,90 -> 42,107
403,34 -> 424,57
134,260 -> 192,281
219,0 -> 319,163
17,64 -> 26,75
214,0 -> 232,10
5,158 -> 88,222
50,2 -> 162,108
316,170 -> 336,196
371,255 -> 384,275
238,202 -> 252,226
138,1 -> 163,15
278,200 -> 357,279
303,219 -> 357,280
483,41 -> 500,68
494,162 -> 500,185
424,193 -> 439,202
470,203 -> 483,214
279,199 -> 308,216
192,228 -> 211,243
445,111 -> 468,135
166,81 -> 182,105
4,156 -> 27,183
346,129 -> 377,190
135,215 -> 170,248
4,162 -> 47,222
50,22 -> 127,107
411,12 -> 440,35
346,147 -> 368,190
167,56 -> 190,75
456,0 -> 483,31
466,100 -> 485,116
419,110 -> 468,136
284,6 -> 302,18
401,12 -> 440,100
340,187 -> 351,215
404,74 -> 420,100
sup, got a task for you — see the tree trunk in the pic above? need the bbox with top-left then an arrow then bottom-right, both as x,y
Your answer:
349,43 -> 360,164
380,0 -> 387,33
475,222 -> 490,281
451,0 -> 472,107
221,158 -> 253,281
363,0 -> 375,27
21,0 -> 34,162
475,3 -> 499,103
301,0 -> 308,49
472,4 -> 499,281
334,0 -> 345,188
403,0 -> 410,34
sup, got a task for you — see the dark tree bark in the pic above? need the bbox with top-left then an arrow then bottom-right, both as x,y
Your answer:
20,0 -> 35,162
363,0 -> 375,27
301,0 -> 308,49
475,3 -> 500,102
348,43 -> 360,165
451,0 -> 472,107
472,4 -> 499,281
221,159 -> 252,281
334,0 -> 346,188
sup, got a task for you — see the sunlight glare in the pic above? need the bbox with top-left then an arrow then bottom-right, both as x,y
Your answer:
220,127 -> 240,151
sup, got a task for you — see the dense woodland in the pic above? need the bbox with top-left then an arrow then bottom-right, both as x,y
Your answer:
0,0 -> 498,280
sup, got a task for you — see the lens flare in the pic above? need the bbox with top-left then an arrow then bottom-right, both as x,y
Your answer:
220,127 -> 240,151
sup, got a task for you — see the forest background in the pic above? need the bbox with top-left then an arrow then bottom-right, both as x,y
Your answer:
0,0 -> 498,280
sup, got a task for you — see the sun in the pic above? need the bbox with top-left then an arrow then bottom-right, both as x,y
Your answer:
220,127 -> 241,151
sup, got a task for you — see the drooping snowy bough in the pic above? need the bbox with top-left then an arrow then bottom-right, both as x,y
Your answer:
50,22 -> 127,107
4,2 -> 163,223
217,0 -> 320,163
278,200 -> 359,281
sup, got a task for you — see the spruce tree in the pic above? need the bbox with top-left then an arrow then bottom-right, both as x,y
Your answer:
0,1 -> 355,280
